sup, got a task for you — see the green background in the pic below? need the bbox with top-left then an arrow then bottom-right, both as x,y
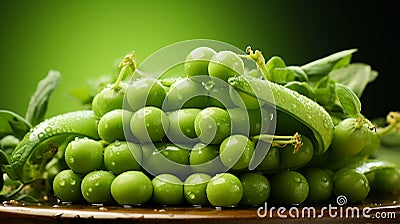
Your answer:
0,0 -> 397,119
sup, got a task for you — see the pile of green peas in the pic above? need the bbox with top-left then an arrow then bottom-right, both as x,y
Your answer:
51,46 -> 386,208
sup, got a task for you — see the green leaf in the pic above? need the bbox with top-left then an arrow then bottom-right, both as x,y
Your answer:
301,49 -> 357,81
0,150 -> 9,165
25,70 -> 61,126
330,63 -> 373,98
68,74 -> 113,106
335,83 -> 361,117
0,110 -> 32,139
284,81 -> 314,99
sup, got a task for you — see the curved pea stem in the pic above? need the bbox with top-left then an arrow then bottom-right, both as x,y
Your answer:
239,46 -> 272,80
252,132 -> 303,153
376,111 -> 400,136
112,51 -> 137,91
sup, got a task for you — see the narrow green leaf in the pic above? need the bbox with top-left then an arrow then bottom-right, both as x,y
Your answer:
335,83 -> 361,117
0,110 -> 32,139
301,49 -> 357,80
25,70 -> 61,126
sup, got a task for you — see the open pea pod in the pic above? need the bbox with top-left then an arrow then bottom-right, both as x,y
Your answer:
228,76 -> 334,155
2,110 -> 99,183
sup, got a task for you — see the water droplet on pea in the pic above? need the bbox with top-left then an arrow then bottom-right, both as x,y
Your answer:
70,180 -> 76,185
59,180 -> 66,187
88,187 -> 93,192
95,182 -> 100,187
68,156 -> 75,163
189,193 -> 196,200
294,177 -> 301,183
38,132 -> 46,139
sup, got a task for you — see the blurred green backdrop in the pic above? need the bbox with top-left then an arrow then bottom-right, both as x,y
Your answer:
0,0 -> 398,119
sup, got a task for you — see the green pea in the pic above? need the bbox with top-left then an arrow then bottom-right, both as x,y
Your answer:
189,142 -> 226,174
206,173 -> 243,207
333,169 -> 370,202
92,82 -> 127,117
64,137 -> 103,174
111,171 -> 153,206
254,144 -> 280,172
103,141 -> 142,175
207,83 -> 236,109
184,173 -> 212,205
155,142 -> 190,165
230,87 -> 265,110
184,47 -> 216,77
303,168 -> 333,203
52,169 -> 84,203
370,168 -> 400,192
98,109 -> 133,143
229,108 -> 273,136
269,171 -> 309,205
208,51 -> 244,82
219,135 -> 255,171
331,118 -> 371,156
163,77 -> 208,111
81,170 -> 115,204
167,108 -> 201,143
130,106 -> 169,142
279,135 -> 314,169
126,77 -> 166,111
239,173 -> 270,206
194,107 -> 231,145
152,173 -> 184,206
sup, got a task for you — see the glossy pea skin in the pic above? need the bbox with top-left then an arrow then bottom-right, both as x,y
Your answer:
219,135 -> 255,171
155,142 -> 190,165
111,171 -> 153,206
207,83 -> 237,109
126,78 -> 166,112
279,135 -> 314,169
331,118 -> 371,156
303,168 -> 333,203
229,108 -> 273,136
333,169 -> 370,202
92,82 -> 127,117
184,173 -> 212,205
269,171 -> 309,205
254,145 -> 280,172
370,168 -> 400,192
208,51 -> 244,82
239,173 -> 270,206
103,141 -> 142,175
194,107 -> 231,145
130,106 -> 169,142
98,109 -> 133,143
152,174 -> 184,206
206,173 -> 243,207
190,142 -> 225,174
230,88 -> 265,110
65,138 -> 104,174
163,77 -> 208,111
167,108 -> 201,143
184,47 -> 216,77
52,169 -> 84,203
81,170 -> 116,204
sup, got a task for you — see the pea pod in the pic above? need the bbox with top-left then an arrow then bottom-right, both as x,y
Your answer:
228,76 -> 334,155
2,110 -> 99,183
